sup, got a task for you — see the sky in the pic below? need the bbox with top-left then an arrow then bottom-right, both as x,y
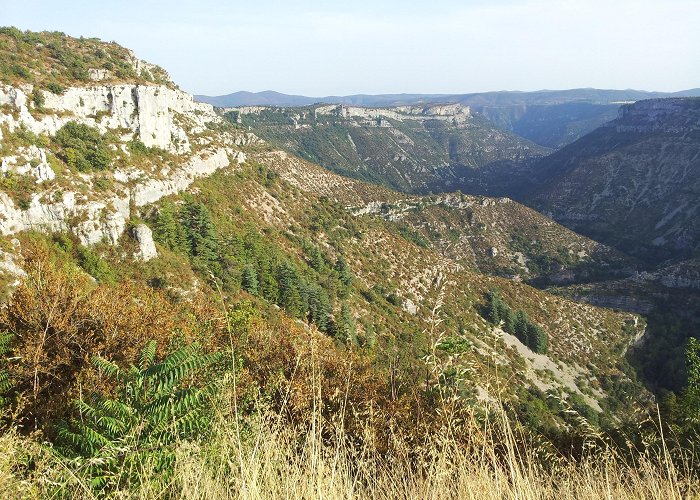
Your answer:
1,0 -> 699,96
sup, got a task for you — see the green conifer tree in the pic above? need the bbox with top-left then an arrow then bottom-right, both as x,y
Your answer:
277,262 -> 303,317
515,310 -> 530,343
241,265 -> 259,295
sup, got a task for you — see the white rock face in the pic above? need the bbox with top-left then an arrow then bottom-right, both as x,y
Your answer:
1,82 -> 220,153
0,79 -> 252,248
402,298 -> 418,315
233,103 -> 473,126
133,148 -> 231,206
0,243 -> 26,287
0,145 -> 55,183
131,224 -> 158,261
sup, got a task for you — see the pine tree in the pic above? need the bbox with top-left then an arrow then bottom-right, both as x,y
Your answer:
502,307 -> 517,334
307,285 -> 332,332
486,289 -> 502,325
153,202 -> 187,254
335,303 -> 357,345
277,262 -> 303,317
335,255 -> 353,288
181,201 -> 220,273
258,258 -> 279,303
304,241 -> 325,271
514,310 -> 530,343
527,324 -> 549,354
241,265 -> 259,295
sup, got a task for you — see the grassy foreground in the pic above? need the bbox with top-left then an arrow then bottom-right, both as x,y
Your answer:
0,393 -> 695,499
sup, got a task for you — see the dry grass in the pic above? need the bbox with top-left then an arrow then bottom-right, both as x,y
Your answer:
0,390 -> 695,499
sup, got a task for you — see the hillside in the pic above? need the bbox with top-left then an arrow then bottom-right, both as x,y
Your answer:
226,103 -> 548,193
554,258 -> 700,392
526,98 -> 700,263
259,150 -> 633,284
0,28 -> 696,498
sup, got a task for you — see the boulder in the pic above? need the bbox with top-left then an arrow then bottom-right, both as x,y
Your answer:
130,224 -> 158,261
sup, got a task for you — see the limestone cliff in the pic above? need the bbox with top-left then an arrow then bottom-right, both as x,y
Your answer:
0,70 -> 252,247
225,102 -> 547,194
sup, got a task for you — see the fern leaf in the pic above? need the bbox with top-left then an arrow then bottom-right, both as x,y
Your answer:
139,340 -> 157,371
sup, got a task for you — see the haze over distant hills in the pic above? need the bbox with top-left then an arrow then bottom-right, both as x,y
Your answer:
198,88 -> 700,148
195,88 -> 700,108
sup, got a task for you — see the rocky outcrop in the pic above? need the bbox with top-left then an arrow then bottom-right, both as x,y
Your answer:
133,148 -> 239,206
613,98 -> 700,134
0,82 -> 219,153
0,145 -> 56,182
0,78 -> 251,247
130,224 -> 158,261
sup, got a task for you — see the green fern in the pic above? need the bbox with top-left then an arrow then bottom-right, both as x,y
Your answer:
0,332 -> 13,409
58,341 -> 222,491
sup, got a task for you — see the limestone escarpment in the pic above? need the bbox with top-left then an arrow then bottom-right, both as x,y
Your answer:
0,79 -> 253,246
0,82 -> 217,152
227,102 -> 547,194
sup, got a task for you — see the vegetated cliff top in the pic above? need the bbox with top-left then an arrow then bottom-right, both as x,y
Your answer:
0,26 -> 174,90
0,27 -> 253,248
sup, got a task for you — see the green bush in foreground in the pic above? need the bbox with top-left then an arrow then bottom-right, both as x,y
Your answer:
57,341 -> 222,492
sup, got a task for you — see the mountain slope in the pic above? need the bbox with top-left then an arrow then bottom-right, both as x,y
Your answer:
526,98 -> 700,263
198,88 -> 700,147
257,150 -> 634,284
0,29 -> 651,431
227,104 -> 548,193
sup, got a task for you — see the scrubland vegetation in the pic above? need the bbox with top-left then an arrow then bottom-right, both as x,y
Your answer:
0,26 -> 698,499
0,236 -> 697,499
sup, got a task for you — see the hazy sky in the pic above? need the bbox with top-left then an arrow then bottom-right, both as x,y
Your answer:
1,0 -> 699,96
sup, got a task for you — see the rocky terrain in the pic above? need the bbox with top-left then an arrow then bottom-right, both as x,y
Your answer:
525,98 -> 700,264
199,88 -> 700,148
0,30 -> 255,251
257,149 -> 632,283
0,29 -> 652,427
227,103 -> 547,193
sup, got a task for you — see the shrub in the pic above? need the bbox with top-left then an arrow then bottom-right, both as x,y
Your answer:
0,332 -> 13,409
681,337 -> 700,423
0,242 -> 216,428
30,89 -> 44,109
57,341 -> 222,492
46,82 -> 65,95
54,121 -> 112,172
76,245 -> 116,284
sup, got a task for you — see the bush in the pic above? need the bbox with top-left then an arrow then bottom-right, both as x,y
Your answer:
681,337 -> 700,423
54,121 -> 112,172
46,82 -> 65,95
76,245 -> 116,284
30,89 -> 44,109
57,341 -> 222,492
